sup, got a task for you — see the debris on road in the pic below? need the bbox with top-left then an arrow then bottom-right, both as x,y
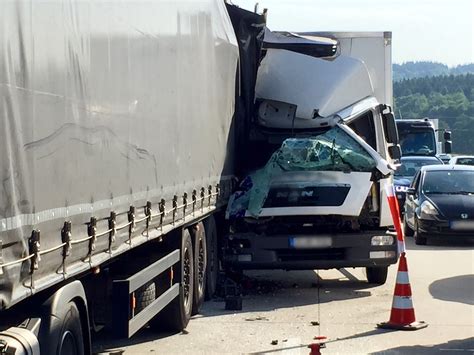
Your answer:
311,321 -> 320,326
271,340 -> 278,345
245,316 -> 269,321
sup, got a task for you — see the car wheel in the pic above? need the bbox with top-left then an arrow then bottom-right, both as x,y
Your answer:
415,219 -> 427,245
403,216 -> 414,237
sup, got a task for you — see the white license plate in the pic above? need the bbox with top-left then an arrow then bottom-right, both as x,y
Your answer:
289,236 -> 332,249
450,220 -> 474,231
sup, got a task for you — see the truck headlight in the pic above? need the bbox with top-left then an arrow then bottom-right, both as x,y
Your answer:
371,235 -> 394,246
420,200 -> 439,220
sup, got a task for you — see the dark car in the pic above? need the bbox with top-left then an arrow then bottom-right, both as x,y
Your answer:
403,165 -> 474,245
394,156 -> 443,215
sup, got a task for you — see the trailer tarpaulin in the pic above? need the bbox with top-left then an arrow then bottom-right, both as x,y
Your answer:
0,0 -> 238,309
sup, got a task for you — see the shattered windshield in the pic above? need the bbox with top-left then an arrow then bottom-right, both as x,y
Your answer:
275,126 -> 376,172
227,126 -> 376,218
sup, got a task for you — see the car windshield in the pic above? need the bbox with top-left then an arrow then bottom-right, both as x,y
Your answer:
395,158 -> 442,178
422,170 -> 474,194
399,131 -> 436,156
455,157 -> 474,166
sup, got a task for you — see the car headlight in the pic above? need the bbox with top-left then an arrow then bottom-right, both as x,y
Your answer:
420,200 -> 439,220
395,185 -> 408,193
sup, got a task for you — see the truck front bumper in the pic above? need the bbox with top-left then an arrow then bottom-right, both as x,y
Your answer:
223,231 -> 398,270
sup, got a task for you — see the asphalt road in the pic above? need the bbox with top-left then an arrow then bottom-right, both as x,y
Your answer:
94,237 -> 474,354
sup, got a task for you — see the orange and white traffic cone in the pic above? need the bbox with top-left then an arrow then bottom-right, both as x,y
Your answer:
378,184 -> 427,330
377,252 -> 427,330
385,184 -> 405,255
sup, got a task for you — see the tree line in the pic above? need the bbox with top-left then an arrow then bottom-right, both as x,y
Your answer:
393,61 -> 474,81
393,72 -> 474,154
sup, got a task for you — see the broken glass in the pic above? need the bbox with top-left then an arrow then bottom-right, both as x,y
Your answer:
227,125 -> 377,218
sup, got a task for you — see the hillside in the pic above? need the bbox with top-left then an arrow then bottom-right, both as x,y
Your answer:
393,62 -> 474,81
393,73 -> 474,154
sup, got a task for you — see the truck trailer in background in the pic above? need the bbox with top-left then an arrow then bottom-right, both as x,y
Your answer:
0,2 -> 399,354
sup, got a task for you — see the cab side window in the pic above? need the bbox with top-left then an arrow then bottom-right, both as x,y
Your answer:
411,171 -> 421,193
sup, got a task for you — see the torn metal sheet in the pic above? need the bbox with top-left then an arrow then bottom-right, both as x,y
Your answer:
227,125 -> 378,218
255,49 -> 374,126
262,28 -> 338,58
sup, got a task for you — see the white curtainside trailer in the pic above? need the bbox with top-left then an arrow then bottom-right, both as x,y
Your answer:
0,1 -> 243,353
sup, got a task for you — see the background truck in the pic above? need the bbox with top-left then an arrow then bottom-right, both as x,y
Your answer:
396,118 -> 452,157
223,29 -> 401,285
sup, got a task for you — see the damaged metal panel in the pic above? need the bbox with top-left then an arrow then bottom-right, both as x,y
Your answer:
227,125 -> 390,218
0,0 -> 238,309
262,28 -> 338,58
255,49 -> 374,126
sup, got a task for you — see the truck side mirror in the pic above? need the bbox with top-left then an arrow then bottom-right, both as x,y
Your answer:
383,112 -> 399,144
443,130 -> 452,141
388,145 -> 402,160
444,140 -> 452,154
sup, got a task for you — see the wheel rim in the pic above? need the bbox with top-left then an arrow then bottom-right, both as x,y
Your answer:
183,246 -> 192,310
59,330 -> 78,355
197,237 -> 205,295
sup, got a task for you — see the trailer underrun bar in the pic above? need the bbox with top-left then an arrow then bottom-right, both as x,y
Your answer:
112,249 -> 181,338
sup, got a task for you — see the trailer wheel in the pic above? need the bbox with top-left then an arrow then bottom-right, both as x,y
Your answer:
191,222 -> 207,314
366,266 -> 388,285
204,216 -> 218,300
57,302 -> 85,355
135,281 -> 156,313
150,229 -> 194,332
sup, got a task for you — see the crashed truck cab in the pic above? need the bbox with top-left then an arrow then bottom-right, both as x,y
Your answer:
224,30 -> 401,275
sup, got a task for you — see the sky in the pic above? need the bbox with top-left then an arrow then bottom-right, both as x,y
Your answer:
230,0 -> 474,66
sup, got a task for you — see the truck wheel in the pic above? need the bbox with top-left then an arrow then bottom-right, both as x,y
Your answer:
366,266 -> 388,285
57,302 -> 85,355
415,219 -> 428,245
135,281 -> 156,313
403,216 -> 414,237
150,229 -> 194,332
191,223 -> 207,315
204,216 -> 218,300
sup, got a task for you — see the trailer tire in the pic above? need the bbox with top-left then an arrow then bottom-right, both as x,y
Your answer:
204,216 -> 218,300
191,222 -> 207,315
150,229 -> 194,332
366,266 -> 388,285
56,301 -> 85,355
135,281 -> 156,313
